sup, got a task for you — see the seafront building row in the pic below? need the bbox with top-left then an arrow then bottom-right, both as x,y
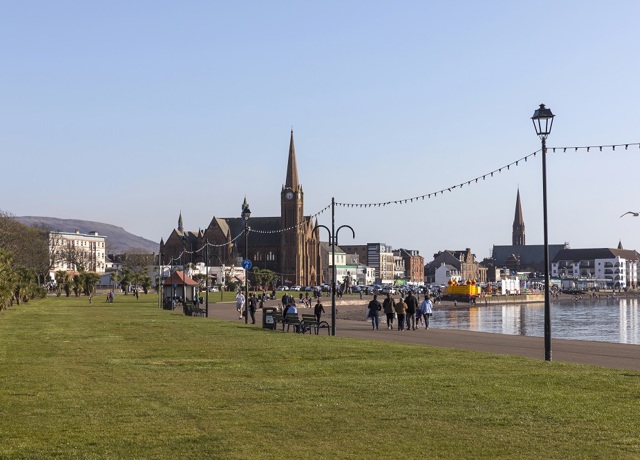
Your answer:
45,133 -> 640,291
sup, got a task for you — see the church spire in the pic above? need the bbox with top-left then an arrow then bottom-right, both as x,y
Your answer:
512,189 -> 525,246
178,211 -> 183,233
285,129 -> 299,190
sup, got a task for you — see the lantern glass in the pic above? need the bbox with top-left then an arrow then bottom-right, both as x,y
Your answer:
531,103 -> 554,139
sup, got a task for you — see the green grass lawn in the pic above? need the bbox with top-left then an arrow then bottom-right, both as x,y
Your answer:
1,295 -> 639,459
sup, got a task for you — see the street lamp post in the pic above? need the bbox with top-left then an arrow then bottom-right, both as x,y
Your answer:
205,240 -> 209,318
204,246 -> 225,315
170,257 -> 175,302
158,253 -> 162,309
315,197 -> 355,336
241,198 -> 251,324
531,103 -> 555,362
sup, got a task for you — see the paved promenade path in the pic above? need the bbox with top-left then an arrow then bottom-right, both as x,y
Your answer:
203,301 -> 640,371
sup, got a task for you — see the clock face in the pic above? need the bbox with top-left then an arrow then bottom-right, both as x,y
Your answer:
285,191 -> 294,200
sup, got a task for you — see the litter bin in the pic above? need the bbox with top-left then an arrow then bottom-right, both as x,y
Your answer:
262,306 -> 277,329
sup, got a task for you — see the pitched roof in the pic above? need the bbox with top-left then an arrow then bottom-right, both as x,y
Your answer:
552,248 -> 640,263
163,270 -> 199,286
492,244 -> 568,265
175,229 -> 201,246
321,241 -> 346,254
210,217 -> 230,237
225,217 -> 283,247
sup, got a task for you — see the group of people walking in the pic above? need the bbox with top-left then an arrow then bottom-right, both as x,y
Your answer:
237,288 -> 432,332
235,291 -> 262,324
367,292 -> 433,331
281,293 -> 326,325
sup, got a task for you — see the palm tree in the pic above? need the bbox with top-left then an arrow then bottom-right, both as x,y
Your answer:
0,249 -> 15,310
55,270 -> 69,297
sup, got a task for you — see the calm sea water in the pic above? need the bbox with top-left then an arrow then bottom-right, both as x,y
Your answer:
433,297 -> 640,345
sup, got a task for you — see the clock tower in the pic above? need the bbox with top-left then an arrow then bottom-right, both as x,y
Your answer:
281,130 -> 305,285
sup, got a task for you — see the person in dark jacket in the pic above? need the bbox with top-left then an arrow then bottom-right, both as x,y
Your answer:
404,292 -> 418,331
382,293 -> 396,330
314,299 -> 325,324
248,293 -> 257,324
367,295 -> 382,330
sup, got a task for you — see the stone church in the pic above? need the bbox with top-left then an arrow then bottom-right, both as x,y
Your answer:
159,131 -> 321,287
492,189 -> 567,274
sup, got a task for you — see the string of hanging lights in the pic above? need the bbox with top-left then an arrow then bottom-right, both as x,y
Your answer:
335,142 -> 639,208
167,141 -> 639,260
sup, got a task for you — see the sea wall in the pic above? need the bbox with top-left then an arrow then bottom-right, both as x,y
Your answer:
479,294 -> 544,304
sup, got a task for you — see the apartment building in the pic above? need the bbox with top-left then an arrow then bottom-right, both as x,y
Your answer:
49,230 -> 107,278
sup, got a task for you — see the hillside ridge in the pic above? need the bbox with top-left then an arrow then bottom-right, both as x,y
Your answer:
15,216 -> 159,254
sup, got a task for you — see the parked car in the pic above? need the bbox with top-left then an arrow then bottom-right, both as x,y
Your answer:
290,285 -> 302,291
276,286 -> 289,291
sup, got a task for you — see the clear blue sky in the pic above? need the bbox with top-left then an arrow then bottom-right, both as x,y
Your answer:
2,1 -> 639,261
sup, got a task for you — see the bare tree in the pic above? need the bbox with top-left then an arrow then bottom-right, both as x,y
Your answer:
61,243 -> 92,272
44,227 -> 66,275
0,211 -> 49,282
122,251 -> 156,286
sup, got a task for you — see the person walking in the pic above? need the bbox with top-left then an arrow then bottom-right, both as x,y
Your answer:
382,293 -> 396,330
404,291 -> 418,331
314,298 -> 325,324
367,294 -> 382,330
420,295 -> 434,330
394,296 -> 407,331
248,293 -> 257,324
235,291 -> 245,319
415,298 -> 424,328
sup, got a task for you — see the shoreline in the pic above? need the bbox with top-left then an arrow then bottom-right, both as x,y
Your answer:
317,291 -> 640,322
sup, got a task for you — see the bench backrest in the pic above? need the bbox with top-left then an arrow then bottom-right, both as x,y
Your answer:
301,314 -> 317,324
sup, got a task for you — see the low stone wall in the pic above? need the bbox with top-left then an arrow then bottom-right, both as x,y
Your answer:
479,294 -> 544,304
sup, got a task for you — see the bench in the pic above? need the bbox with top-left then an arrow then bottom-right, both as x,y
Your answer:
183,303 -> 206,317
191,307 -> 206,317
301,314 -> 331,335
285,313 -> 303,333
272,311 -> 285,331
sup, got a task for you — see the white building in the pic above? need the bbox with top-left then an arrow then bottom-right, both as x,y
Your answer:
49,230 -> 107,278
551,247 -> 640,289
367,243 -> 395,284
345,254 -> 374,286
435,262 -> 461,286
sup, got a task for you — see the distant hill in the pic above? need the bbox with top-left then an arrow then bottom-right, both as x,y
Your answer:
15,216 -> 159,254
